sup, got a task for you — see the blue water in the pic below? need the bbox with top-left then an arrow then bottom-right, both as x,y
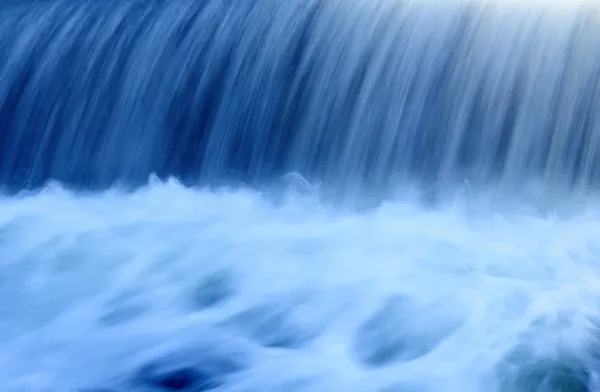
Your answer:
1,0 -> 600,391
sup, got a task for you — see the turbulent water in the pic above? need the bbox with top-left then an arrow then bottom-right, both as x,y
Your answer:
3,183 -> 600,392
1,0 -> 600,391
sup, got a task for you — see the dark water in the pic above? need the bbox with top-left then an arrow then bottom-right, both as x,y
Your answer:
0,0 -> 598,196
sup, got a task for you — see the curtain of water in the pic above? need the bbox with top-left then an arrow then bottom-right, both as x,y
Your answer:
0,0 -> 598,196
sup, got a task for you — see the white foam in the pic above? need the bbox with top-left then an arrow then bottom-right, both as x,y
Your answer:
0,180 -> 599,391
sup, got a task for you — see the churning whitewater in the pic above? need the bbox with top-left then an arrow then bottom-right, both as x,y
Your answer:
1,0 -> 600,391
2,183 -> 600,392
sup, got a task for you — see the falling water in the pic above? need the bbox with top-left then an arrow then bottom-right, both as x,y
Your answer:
1,0 -> 600,391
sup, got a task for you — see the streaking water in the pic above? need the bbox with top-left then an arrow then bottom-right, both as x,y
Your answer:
1,181 -> 600,392
0,0 -> 599,195
1,0 -> 600,390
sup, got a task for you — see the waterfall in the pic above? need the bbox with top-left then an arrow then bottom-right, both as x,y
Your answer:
0,0 -> 598,197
